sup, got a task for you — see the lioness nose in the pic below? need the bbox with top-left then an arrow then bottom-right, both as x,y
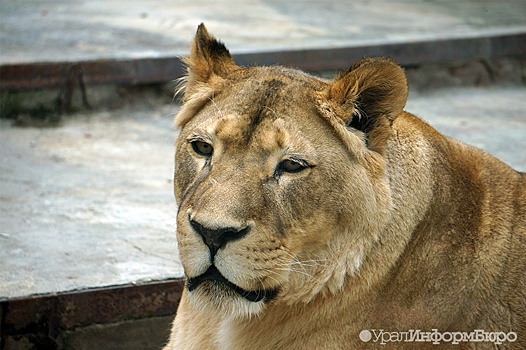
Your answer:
190,219 -> 250,258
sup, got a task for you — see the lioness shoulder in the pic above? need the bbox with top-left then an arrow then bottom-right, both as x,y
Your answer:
164,24 -> 525,349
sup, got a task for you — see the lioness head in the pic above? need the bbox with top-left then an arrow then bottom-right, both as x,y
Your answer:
174,24 -> 408,319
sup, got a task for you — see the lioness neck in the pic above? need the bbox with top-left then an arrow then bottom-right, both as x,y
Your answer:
374,111 -> 525,330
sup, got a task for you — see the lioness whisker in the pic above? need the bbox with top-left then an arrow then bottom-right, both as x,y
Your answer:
208,95 -> 224,119
273,266 -> 320,282
257,271 -> 284,289
261,105 -> 281,120
277,249 -> 327,271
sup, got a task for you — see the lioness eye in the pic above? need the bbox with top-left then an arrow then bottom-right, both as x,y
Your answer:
278,159 -> 306,173
191,141 -> 213,157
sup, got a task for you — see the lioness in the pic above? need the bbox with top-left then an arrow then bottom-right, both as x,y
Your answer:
164,24 -> 525,349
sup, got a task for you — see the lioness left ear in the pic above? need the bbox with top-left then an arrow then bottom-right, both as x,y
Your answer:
321,58 -> 408,153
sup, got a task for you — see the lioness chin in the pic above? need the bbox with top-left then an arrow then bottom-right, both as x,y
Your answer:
164,24 -> 525,349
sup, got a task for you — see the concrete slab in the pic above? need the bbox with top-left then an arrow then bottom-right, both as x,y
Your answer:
406,87 -> 526,171
0,105 -> 183,299
1,85 -> 525,299
1,0 -> 526,65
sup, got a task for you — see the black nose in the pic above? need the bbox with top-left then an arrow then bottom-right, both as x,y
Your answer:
190,219 -> 250,258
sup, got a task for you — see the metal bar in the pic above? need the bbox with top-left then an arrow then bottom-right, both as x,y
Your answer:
0,57 -> 185,91
234,32 -> 526,71
1,279 -> 184,338
0,32 -> 525,91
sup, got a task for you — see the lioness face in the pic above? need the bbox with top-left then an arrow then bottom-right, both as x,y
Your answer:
174,25 -> 406,319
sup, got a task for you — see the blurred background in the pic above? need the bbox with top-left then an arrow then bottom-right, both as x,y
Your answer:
1,1 -> 525,349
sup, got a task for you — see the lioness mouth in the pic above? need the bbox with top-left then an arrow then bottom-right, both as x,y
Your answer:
187,265 -> 279,303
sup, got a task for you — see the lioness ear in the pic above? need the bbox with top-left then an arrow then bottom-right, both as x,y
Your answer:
179,23 -> 239,101
321,58 -> 408,153
174,24 -> 240,128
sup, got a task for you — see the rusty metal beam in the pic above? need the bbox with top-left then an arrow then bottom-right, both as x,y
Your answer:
1,32 -> 525,91
234,31 -> 526,71
1,279 -> 184,340
0,57 -> 185,91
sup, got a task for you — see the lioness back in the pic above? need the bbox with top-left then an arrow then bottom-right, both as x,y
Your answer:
164,24 -> 525,349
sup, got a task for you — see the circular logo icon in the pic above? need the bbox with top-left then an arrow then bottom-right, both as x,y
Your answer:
359,329 -> 372,342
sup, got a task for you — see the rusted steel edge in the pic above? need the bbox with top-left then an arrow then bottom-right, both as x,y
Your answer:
1,32 -> 525,91
236,32 -> 526,71
0,57 -> 185,91
0,279 -> 184,338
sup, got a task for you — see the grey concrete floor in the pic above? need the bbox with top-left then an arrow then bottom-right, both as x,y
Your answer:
1,0 -> 526,64
0,106 -> 183,298
1,0 -> 525,300
1,86 -> 525,299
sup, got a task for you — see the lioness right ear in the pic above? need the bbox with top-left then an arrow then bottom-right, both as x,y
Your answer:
179,23 -> 239,101
174,24 -> 240,128
319,58 -> 408,154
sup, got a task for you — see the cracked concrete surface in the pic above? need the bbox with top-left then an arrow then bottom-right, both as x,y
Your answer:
0,105 -> 183,298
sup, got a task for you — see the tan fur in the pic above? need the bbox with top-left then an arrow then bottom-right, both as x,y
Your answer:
164,24 -> 526,349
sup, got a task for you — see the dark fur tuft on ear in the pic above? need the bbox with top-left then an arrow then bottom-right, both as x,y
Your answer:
178,23 -> 239,102
194,24 -> 231,62
190,24 -> 234,78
